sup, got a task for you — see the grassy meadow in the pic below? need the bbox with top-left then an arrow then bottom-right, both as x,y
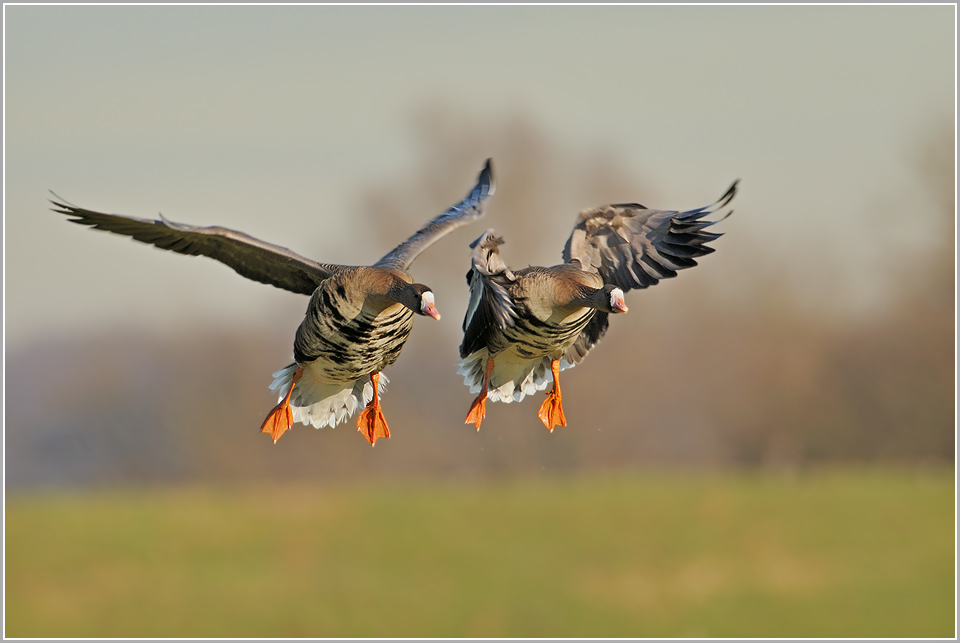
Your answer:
5,468 -> 955,638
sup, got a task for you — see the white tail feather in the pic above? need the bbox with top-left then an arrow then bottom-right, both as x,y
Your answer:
456,349 -> 574,404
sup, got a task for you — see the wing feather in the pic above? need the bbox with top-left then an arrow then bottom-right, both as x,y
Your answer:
562,311 -> 610,367
374,159 -> 496,271
459,229 -> 519,359
562,180 -> 737,293
51,199 -> 342,296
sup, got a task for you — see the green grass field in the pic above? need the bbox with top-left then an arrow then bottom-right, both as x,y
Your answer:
5,469 -> 955,638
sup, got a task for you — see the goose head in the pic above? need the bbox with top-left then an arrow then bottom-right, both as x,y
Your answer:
399,283 -> 441,320
600,284 -> 628,314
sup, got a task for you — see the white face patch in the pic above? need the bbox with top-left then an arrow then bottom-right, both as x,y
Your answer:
610,288 -> 628,313
420,291 -> 441,319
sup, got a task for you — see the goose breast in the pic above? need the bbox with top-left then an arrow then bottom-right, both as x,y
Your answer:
293,268 -> 416,381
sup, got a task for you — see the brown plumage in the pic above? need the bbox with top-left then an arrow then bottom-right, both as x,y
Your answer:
458,179 -> 737,431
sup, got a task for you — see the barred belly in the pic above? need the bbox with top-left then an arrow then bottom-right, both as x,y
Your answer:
500,306 -> 595,360
294,287 -> 414,382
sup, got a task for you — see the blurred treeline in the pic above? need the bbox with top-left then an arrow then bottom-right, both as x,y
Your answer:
5,109 -> 954,489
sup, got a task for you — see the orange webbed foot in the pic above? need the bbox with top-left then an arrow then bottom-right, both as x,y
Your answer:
537,390 -> 567,431
465,394 -> 487,430
356,372 -> 390,446
357,405 -> 390,446
260,366 -> 303,443
261,402 -> 294,443
464,357 -> 495,431
537,359 -> 567,432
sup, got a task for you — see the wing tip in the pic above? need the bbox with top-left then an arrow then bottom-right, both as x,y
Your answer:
49,190 -> 82,218
475,158 -> 496,200
717,179 -> 739,209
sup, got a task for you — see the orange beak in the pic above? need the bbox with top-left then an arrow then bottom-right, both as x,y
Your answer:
420,292 -> 441,320
611,289 -> 628,314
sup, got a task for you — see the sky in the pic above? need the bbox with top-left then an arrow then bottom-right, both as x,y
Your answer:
4,5 -> 955,349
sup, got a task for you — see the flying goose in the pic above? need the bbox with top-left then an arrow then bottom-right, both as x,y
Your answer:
52,159 -> 495,445
458,179 -> 737,431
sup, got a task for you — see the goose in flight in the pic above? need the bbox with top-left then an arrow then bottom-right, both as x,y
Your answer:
458,179 -> 736,431
52,159 -> 495,445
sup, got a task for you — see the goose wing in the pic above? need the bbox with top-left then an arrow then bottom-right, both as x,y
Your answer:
374,159 -> 495,271
459,229 -> 519,359
51,198 -> 344,296
561,311 -> 610,368
562,180 -> 737,293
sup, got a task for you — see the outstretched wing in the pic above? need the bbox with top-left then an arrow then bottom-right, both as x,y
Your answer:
562,180 -> 737,293
459,229 -> 519,359
374,159 -> 496,271
51,198 -> 344,296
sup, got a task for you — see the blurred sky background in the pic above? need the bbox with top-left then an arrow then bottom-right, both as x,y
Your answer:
3,4 -> 955,486
5,5 -> 954,346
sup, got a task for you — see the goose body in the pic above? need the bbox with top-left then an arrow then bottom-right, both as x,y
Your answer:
458,263 -> 614,404
53,159 -> 495,444
273,267 -> 423,430
458,179 -> 737,430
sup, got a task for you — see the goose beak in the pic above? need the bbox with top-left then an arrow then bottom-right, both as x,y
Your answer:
421,292 -> 441,320
611,289 -> 628,314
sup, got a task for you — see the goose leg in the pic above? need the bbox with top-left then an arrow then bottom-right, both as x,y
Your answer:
357,371 -> 390,446
464,358 -> 495,430
537,359 -> 567,431
260,366 -> 304,443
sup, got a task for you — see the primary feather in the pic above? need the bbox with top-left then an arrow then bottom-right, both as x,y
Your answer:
50,200 -> 345,296
563,180 -> 737,293
375,159 -> 495,271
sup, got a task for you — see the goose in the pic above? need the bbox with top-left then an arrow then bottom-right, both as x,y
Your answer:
458,179 -> 737,431
52,159 -> 495,445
